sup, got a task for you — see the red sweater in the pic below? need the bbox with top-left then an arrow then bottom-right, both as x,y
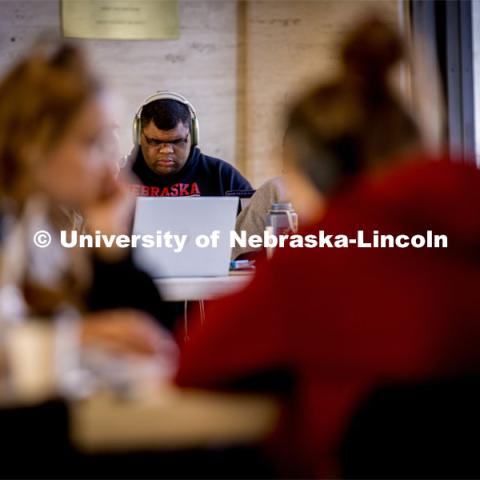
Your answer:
176,155 -> 480,477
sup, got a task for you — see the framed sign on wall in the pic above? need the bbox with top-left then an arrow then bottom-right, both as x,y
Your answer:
62,0 -> 179,40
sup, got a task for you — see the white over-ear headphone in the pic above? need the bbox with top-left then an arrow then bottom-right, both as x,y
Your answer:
132,91 -> 199,147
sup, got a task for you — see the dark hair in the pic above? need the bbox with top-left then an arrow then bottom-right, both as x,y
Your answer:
0,41 -> 102,200
287,18 -> 421,194
140,99 -> 192,132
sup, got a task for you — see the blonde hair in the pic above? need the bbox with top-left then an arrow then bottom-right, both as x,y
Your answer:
0,42 -> 102,202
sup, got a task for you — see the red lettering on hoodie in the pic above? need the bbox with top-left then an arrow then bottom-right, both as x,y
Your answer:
190,182 -> 200,195
178,183 -> 190,196
130,183 -> 202,197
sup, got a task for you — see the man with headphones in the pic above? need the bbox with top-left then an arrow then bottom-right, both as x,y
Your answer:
124,91 -> 252,197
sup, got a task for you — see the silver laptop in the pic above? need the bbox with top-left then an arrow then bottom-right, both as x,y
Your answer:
132,196 -> 239,278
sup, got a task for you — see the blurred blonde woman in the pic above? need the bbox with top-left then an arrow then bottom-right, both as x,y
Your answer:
0,42 -> 175,364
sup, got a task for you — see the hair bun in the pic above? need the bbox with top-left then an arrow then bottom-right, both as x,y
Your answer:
341,17 -> 404,84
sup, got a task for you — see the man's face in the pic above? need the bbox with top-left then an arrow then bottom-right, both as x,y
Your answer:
140,120 -> 191,176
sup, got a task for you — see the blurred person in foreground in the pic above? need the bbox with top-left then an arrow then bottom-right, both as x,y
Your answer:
176,19 -> 480,477
0,42 -> 176,371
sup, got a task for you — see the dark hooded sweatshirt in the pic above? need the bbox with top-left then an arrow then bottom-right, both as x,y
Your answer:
126,146 -> 252,197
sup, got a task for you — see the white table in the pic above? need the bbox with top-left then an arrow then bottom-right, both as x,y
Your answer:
154,272 -> 253,302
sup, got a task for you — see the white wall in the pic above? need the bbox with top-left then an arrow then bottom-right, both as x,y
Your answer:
242,0 -> 401,183
0,0 -> 401,186
0,0 -> 240,168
